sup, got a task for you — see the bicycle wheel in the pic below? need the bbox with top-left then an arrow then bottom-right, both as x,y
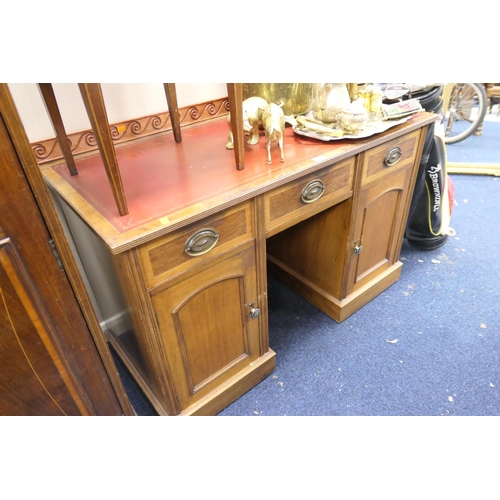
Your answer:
444,83 -> 488,144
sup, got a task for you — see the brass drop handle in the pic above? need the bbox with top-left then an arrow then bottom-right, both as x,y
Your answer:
384,146 -> 403,167
301,179 -> 326,204
249,302 -> 261,320
184,228 -> 219,256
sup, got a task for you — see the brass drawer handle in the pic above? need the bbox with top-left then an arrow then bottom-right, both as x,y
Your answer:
301,179 -> 326,204
184,228 -> 219,256
384,146 -> 403,167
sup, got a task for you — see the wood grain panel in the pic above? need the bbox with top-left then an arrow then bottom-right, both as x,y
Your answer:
0,100 -> 124,416
0,238 -> 87,415
348,160 -> 414,294
267,198 -> 353,299
152,245 -> 260,412
173,275 -> 248,394
355,189 -> 401,280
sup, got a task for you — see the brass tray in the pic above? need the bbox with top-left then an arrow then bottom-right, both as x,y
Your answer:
290,115 -> 410,142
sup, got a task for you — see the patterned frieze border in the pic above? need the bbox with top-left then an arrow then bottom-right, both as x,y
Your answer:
32,97 -> 230,165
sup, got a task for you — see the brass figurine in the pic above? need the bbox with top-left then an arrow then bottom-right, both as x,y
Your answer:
312,83 -> 351,123
226,96 -> 268,150
263,102 -> 285,164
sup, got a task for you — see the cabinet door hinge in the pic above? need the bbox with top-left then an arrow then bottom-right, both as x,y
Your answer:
48,239 -> 65,271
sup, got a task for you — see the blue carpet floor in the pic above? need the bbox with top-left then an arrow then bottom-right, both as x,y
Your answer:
113,174 -> 500,416
218,174 -> 500,416
446,119 -> 500,164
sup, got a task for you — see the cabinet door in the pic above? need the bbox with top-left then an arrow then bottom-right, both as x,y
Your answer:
151,244 -> 261,413
347,163 -> 413,294
0,112 -> 123,416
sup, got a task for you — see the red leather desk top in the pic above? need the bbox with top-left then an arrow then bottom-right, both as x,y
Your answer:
44,113 -> 436,252
50,119 -> 348,232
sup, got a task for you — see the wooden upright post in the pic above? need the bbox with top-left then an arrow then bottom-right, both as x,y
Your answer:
163,83 -> 182,143
226,83 -> 244,170
78,84 -> 129,216
37,83 -> 78,176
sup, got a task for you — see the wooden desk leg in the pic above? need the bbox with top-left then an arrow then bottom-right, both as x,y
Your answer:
163,83 -> 182,143
37,83 -> 78,176
227,83 -> 244,170
78,83 -> 129,216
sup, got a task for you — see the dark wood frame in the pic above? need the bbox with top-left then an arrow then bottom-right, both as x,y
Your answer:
0,83 -> 134,415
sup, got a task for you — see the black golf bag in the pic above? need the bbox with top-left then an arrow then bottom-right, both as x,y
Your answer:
399,86 -> 454,250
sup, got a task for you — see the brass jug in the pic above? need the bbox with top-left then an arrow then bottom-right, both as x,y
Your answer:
242,83 -> 314,116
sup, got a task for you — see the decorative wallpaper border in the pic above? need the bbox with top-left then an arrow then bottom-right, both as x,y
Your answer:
32,97 -> 230,165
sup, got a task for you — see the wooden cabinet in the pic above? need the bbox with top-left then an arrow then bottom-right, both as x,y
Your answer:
346,130 -> 421,294
40,111 -> 436,415
106,201 -> 274,415
151,243 -> 266,414
267,128 -> 425,323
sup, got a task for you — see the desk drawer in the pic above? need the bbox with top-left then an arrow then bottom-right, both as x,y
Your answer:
361,129 -> 420,184
264,157 -> 354,236
139,201 -> 254,287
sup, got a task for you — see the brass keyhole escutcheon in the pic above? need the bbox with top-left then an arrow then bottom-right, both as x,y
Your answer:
249,302 -> 261,320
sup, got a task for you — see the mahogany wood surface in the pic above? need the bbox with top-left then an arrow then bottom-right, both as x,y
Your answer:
0,235 -> 85,415
0,84 -> 131,416
0,114 -> 125,415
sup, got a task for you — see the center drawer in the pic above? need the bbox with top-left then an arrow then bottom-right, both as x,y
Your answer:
138,200 -> 254,288
263,157 -> 355,237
